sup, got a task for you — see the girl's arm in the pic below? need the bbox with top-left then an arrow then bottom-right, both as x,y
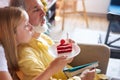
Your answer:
34,56 -> 73,80
0,72 -> 13,80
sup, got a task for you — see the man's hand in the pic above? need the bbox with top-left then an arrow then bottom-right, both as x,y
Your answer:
80,69 -> 95,80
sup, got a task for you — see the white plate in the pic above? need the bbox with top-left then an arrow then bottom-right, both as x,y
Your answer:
48,43 -> 81,58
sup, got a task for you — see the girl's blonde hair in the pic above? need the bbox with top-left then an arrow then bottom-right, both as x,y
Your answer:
0,7 -> 25,80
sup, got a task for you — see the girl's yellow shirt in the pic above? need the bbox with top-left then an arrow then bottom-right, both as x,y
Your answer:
17,33 -> 67,80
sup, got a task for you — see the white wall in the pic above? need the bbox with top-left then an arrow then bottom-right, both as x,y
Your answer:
0,0 -> 9,7
77,0 -> 111,14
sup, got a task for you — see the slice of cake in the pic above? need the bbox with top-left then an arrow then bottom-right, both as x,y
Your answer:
57,39 -> 72,54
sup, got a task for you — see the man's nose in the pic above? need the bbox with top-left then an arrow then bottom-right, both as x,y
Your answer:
39,7 -> 46,16
41,9 -> 46,16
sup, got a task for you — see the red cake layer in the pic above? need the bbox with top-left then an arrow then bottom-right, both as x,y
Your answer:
57,43 -> 72,49
57,49 -> 72,54
57,43 -> 72,54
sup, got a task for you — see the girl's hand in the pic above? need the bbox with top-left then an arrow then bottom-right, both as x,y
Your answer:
67,39 -> 75,43
49,56 -> 73,73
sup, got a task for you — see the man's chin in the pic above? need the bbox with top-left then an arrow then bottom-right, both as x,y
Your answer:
41,21 -> 45,26
34,24 -> 48,33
